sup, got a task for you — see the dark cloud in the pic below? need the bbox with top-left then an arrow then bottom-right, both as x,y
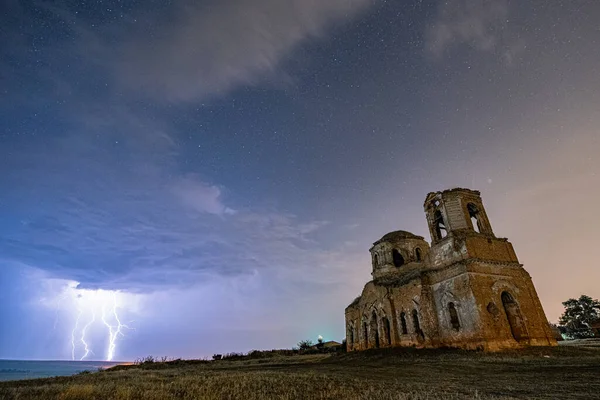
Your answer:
0,126 -> 361,294
3,161 -> 310,292
0,0 -> 372,294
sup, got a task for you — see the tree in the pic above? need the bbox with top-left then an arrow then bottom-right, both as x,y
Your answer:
558,295 -> 600,339
297,339 -> 314,350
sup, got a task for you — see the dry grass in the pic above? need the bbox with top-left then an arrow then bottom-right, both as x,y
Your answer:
1,344 -> 599,400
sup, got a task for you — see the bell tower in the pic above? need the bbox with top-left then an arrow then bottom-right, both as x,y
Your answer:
424,188 -> 494,245
421,187 -> 556,349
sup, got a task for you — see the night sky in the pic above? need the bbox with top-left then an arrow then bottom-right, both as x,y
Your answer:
1,0 -> 599,361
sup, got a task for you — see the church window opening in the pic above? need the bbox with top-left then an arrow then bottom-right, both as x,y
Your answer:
415,247 -> 422,261
370,312 -> 380,348
382,317 -> 391,345
400,312 -> 408,334
467,203 -> 481,233
434,210 -> 447,240
392,249 -> 404,267
412,309 -> 421,333
448,302 -> 460,331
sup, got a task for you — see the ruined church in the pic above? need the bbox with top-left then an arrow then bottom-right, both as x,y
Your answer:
345,188 -> 556,351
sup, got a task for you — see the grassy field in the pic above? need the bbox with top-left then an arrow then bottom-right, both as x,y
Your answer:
1,342 -> 600,400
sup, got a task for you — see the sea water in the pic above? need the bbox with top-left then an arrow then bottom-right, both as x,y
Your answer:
0,360 -> 128,381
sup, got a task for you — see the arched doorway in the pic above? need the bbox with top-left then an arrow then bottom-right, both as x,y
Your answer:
370,312 -> 380,348
501,292 -> 528,342
382,316 -> 392,346
363,322 -> 368,349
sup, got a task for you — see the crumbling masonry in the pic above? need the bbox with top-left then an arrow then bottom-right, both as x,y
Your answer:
345,188 -> 557,351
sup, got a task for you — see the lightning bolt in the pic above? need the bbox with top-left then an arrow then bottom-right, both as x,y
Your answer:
101,292 -> 131,361
71,307 -> 82,361
80,312 -> 96,361
60,286 -> 136,362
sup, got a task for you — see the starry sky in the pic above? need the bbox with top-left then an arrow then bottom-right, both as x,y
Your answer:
1,0 -> 599,361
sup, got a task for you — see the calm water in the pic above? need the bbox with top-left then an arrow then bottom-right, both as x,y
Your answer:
0,360 -> 129,381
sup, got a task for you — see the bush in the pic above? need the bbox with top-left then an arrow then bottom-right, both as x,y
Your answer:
76,370 -> 92,375
222,352 -> 245,361
297,340 -> 314,350
134,355 -> 157,365
247,350 -> 270,359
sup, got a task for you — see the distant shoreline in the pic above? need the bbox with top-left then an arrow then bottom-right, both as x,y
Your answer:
0,360 -> 131,382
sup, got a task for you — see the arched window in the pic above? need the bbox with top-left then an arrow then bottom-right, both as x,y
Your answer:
382,317 -> 391,345
448,302 -> 460,331
415,248 -> 422,262
348,324 -> 354,345
373,253 -> 379,267
434,210 -> 447,240
467,203 -> 481,233
363,322 -> 368,348
370,312 -> 380,348
400,312 -> 408,335
392,249 -> 404,267
412,309 -> 421,334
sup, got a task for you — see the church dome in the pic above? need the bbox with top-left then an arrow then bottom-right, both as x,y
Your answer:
370,230 -> 430,279
377,230 -> 423,243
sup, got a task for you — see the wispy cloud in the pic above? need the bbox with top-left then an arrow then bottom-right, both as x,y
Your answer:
425,0 -> 509,57
2,0 -> 373,122
172,175 -> 236,216
114,0 -> 372,102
